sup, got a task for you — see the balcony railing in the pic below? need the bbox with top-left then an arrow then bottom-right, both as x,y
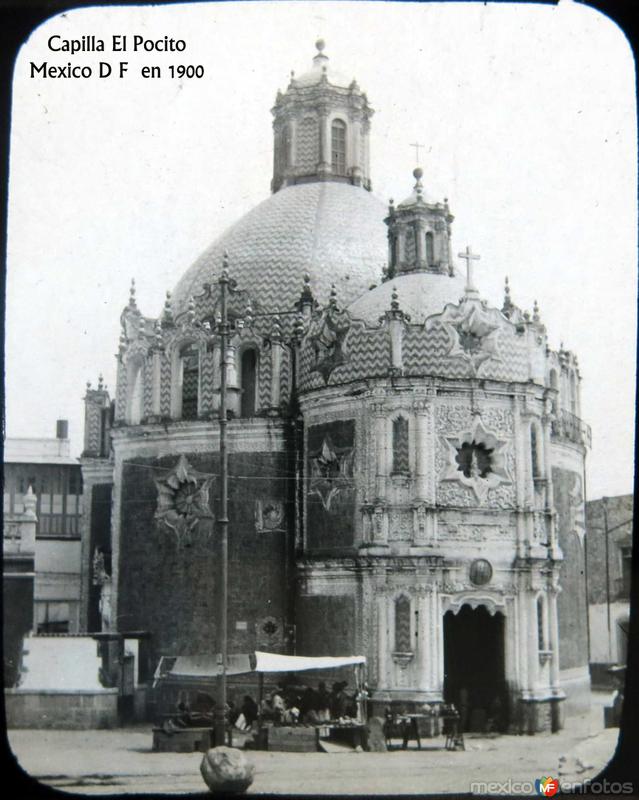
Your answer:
551,409 -> 592,448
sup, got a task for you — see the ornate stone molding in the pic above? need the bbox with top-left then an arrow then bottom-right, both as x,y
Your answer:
425,297 -> 504,374
441,416 -> 511,503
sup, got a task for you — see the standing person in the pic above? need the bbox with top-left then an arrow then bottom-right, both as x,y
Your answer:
317,681 -> 331,722
331,681 -> 349,719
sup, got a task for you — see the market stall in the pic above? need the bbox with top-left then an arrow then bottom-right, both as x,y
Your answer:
152,651 -> 367,752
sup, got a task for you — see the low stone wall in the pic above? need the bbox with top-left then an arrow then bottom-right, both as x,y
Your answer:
5,688 -> 118,729
561,666 -> 592,714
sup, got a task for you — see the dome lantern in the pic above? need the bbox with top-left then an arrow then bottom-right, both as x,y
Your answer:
385,167 -> 454,278
271,40 -> 374,193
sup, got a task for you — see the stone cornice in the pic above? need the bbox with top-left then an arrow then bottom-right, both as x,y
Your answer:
111,418 -> 288,461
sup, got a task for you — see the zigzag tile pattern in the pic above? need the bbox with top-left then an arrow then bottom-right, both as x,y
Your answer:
171,182 -> 387,317
279,349 -> 291,406
334,321 -> 390,383
86,405 -> 101,453
200,350 -> 216,414
115,362 -> 127,420
159,355 -> 172,417
143,359 -> 154,417
299,312 -> 531,389
297,116 -> 319,171
258,347 -> 272,411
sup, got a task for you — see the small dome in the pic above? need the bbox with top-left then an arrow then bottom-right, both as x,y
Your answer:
292,39 -> 353,89
348,270 -> 467,324
397,167 -> 439,207
172,182 -> 387,315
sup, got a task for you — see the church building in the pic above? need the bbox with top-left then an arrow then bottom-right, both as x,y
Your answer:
81,41 -> 591,734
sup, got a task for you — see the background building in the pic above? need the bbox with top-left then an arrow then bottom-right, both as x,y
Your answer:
585,494 -> 633,682
3,421 -> 83,638
81,42 -> 591,734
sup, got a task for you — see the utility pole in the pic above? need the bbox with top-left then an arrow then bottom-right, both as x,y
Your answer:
209,258 -> 307,745
214,260 -> 230,747
602,496 -> 612,663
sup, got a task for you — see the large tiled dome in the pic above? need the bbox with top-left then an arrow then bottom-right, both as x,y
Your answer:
171,182 -> 387,315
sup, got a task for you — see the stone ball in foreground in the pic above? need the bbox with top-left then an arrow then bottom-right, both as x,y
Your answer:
200,746 -> 255,795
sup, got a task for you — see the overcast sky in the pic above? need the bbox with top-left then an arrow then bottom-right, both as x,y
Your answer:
5,0 -> 636,499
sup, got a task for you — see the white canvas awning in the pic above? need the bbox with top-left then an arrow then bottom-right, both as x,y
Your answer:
153,651 -> 366,686
254,651 -> 365,673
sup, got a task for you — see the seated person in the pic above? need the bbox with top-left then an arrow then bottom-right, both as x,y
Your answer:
260,688 -> 285,724
317,681 -> 331,722
283,703 -> 300,725
330,681 -> 350,719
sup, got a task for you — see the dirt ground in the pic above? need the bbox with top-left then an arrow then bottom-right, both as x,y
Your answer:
6,692 -> 625,796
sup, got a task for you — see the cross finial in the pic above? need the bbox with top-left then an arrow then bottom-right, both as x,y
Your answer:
410,142 -> 425,165
458,245 -> 481,295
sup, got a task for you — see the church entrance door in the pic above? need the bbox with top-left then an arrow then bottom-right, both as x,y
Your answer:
443,605 -> 508,732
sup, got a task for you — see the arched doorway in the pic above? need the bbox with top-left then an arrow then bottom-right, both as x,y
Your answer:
444,605 -> 508,732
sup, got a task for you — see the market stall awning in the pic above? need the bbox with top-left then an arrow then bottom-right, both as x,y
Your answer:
254,651 -> 365,673
154,654 -> 253,685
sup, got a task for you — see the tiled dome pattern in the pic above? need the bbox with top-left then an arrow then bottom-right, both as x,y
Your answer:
171,182 -> 388,316
348,271 -> 467,325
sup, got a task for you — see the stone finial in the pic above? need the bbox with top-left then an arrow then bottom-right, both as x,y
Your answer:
154,320 -> 164,350
533,300 -> 540,323
313,38 -> 329,72
388,198 -> 395,216
128,278 -> 137,309
187,296 -> 196,325
502,276 -> 514,316
162,290 -> 174,327
244,302 -> 254,328
23,484 -> 37,518
300,273 -> 314,306
293,312 -> 305,342
413,167 -> 424,201
98,374 -> 104,391
271,315 -> 282,341
329,284 -> 338,308
390,285 -> 400,312
86,381 -> 92,391
220,250 -> 230,283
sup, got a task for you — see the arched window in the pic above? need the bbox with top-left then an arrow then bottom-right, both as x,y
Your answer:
395,595 -> 412,652
126,360 -> 144,425
240,348 -> 258,418
530,424 -> 540,478
392,416 -> 410,474
331,119 -> 347,176
278,124 -> 289,171
569,371 -> 577,415
537,596 -> 546,651
425,231 -> 435,266
179,344 -> 199,420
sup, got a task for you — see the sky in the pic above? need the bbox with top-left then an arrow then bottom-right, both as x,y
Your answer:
5,0 -> 637,499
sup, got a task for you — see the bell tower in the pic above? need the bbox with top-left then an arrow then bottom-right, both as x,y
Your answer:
385,168 -> 455,278
271,40 -> 374,193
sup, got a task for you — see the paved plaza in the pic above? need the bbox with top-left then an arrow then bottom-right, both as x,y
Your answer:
6,693 -> 626,796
